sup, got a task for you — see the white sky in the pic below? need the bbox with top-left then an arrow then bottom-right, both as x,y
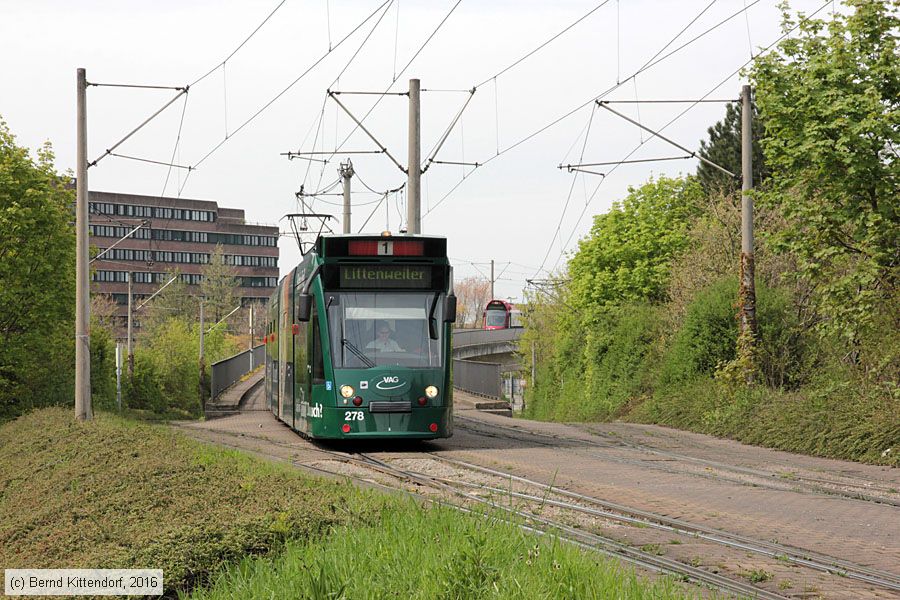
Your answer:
2,0 -> 832,301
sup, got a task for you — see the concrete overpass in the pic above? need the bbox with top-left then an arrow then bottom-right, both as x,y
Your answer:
452,328 -> 522,360
451,328 -> 524,401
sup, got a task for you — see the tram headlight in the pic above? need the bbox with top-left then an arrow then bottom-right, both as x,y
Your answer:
340,385 -> 355,399
425,385 -> 439,399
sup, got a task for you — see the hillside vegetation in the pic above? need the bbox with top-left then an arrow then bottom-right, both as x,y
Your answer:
521,1 -> 899,466
0,409 -> 392,595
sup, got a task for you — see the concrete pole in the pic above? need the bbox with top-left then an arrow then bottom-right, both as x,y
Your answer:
490,259 -> 495,300
75,68 -> 92,421
199,300 -> 206,410
249,305 -> 254,371
340,159 -> 354,234
127,272 -> 134,379
115,342 -> 122,411
407,78 -> 421,234
739,84 -> 757,342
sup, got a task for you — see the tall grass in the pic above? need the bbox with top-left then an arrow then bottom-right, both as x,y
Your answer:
187,502 -> 698,600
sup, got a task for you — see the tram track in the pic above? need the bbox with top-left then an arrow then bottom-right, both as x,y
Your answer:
174,417 -> 900,598
417,452 -> 900,595
454,414 -> 900,507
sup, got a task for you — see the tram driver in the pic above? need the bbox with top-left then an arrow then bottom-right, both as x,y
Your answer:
366,320 -> 406,353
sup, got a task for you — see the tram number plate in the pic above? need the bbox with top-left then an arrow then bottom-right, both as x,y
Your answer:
377,241 -> 393,256
344,411 -> 364,421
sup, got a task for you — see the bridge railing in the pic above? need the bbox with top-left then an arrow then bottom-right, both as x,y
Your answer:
452,328 -> 522,349
453,359 -> 502,398
210,345 -> 265,400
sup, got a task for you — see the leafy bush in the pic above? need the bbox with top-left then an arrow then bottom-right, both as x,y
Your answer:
127,317 -> 241,417
660,277 -> 808,388
0,118 -> 75,422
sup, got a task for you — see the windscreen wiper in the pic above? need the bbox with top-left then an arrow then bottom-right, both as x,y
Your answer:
428,292 -> 440,340
342,338 -> 376,368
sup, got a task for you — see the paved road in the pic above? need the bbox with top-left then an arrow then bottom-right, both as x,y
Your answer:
176,387 -> 900,599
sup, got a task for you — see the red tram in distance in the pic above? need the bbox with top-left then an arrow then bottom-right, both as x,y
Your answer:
482,299 -> 523,330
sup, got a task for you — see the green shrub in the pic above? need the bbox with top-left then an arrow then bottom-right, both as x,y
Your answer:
660,277 -> 807,388
90,321 -> 118,411
126,317 -> 241,417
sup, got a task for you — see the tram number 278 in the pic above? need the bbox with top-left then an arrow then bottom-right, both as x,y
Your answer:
344,411 -> 364,421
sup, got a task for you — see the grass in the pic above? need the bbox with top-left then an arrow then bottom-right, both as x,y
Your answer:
0,408 -> 392,596
187,503 -> 699,600
1,408 -> 703,599
741,569 -> 772,583
630,377 -> 900,466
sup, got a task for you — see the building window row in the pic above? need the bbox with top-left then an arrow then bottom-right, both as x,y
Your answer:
93,270 -> 277,288
97,249 -> 273,268
224,255 -> 278,267
90,225 -> 276,248
150,228 -> 277,247
106,293 -> 269,308
101,249 -> 154,262
242,277 -> 278,287
89,225 -> 152,239
90,202 -> 215,222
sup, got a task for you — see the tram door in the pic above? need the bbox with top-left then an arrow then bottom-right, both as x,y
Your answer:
278,279 -> 294,426
293,282 -> 309,432
303,303 -> 326,435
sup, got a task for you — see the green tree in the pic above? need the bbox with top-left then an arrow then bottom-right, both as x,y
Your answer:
201,244 -> 238,323
138,268 -> 196,333
750,0 -> 900,344
568,175 -> 704,310
696,101 -> 768,195
0,118 -> 75,420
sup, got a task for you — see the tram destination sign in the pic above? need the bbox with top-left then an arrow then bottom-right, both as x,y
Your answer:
338,265 -> 433,289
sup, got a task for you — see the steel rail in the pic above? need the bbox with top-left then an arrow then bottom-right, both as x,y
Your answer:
353,452 -> 788,600
426,452 -> 900,592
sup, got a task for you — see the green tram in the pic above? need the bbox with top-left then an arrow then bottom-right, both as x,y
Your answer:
264,234 -> 457,439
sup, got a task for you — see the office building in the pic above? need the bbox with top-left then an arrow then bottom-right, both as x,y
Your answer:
88,190 -> 279,332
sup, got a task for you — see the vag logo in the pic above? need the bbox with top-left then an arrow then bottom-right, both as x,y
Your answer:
308,403 -> 323,418
376,376 -> 404,391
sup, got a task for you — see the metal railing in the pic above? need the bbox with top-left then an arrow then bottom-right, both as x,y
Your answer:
453,359 -> 502,398
452,327 -> 522,349
210,344 -> 265,400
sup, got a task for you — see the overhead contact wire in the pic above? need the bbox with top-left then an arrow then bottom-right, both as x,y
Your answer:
191,0 -> 392,170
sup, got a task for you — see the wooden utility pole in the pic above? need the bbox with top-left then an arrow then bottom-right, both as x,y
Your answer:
75,68 -> 92,421
407,78 -> 421,234
739,85 -> 757,348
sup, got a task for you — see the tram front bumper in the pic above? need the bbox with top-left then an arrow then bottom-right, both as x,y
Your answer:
309,405 -> 452,439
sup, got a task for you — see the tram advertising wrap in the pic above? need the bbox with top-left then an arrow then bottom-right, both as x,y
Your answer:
265,234 -> 456,439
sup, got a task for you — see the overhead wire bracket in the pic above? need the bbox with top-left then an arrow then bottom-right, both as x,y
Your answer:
327,90 -> 406,173
597,100 -> 737,178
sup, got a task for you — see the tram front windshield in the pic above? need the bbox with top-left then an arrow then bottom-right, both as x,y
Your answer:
327,292 -> 445,368
485,308 -> 507,328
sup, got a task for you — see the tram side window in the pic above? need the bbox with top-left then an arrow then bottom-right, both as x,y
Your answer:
311,308 -> 325,384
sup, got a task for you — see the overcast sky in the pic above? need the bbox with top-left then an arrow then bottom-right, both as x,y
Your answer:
2,0 -> 833,301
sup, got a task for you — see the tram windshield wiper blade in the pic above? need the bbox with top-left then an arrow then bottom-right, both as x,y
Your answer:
342,338 -> 376,368
428,292 -> 440,340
